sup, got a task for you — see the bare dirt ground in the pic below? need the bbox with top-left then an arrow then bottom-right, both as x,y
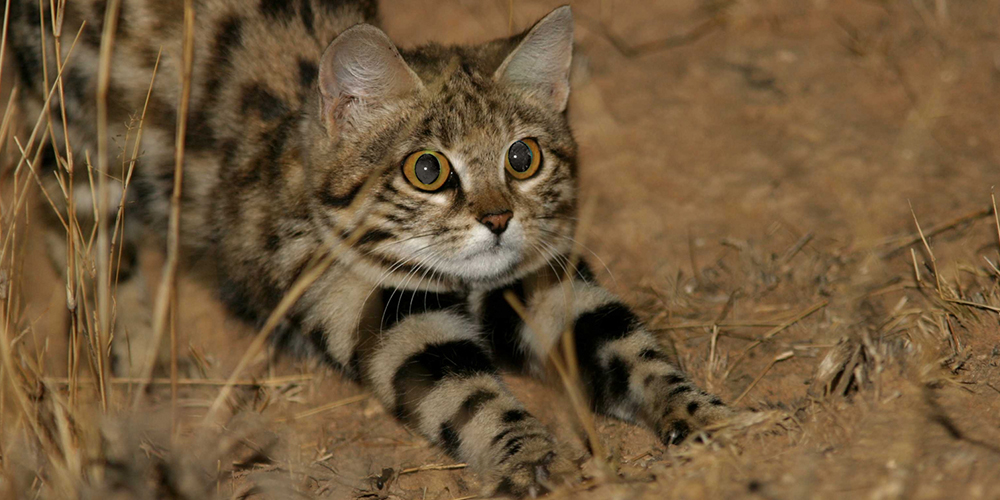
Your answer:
4,1 -> 1000,499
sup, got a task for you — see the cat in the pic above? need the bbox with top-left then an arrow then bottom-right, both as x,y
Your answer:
10,1 -> 734,496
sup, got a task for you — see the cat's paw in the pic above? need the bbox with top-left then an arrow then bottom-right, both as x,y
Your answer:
655,392 -> 738,445
481,432 -> 576,498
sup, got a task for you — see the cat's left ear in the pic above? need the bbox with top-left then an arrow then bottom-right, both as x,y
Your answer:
318,24 -> 423,135
495,6 -> 574,112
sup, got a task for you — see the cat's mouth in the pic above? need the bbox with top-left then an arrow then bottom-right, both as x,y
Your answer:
385,223 -> 557,285
441,240 -> 523,282
419,227 -> 528,283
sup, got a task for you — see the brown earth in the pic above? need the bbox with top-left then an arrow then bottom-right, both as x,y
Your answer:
4,0 -> 1000,499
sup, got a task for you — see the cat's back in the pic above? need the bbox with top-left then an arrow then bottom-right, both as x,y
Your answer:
9,0 -> 376,241
8,0 -> 376,156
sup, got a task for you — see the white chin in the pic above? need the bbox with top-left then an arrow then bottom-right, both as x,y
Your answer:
437,246 -> 522,282
435,224 -> 527,282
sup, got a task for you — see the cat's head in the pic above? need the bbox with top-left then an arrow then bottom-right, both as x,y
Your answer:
307,6 -> 577,289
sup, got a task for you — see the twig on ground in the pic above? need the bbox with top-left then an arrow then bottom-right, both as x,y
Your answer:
909,203 -> 944,298
689,228 -> 703,289
661,320 -> 785,330
878,206 -> 993,257
733,351 -> 794,405
399,463 -> 467,475
280,394 -> 370,422
46,374 -> 314,386
724,301 -> 827,380
944,298 -> 1000,314
781,232 -> 814,263
992,190 -> 999,253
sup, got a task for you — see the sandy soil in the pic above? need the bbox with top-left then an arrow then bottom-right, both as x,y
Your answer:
5,0 -> 1000,499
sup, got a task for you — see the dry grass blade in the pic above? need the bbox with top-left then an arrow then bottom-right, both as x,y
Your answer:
281,393 -> 370,422
560,196 -> 596,382
503,291 -> 609,474
171,0 -> 195,436
688,228 -> 703,289
993,190 -> 999,253
201,250 -> 337,423
0,23 -> 85,257
94,0 -> 126,411
781,232 -> 814,263
724,301 -> 826,380
0,0 -> 11,85
660,320 -> 785,330
134,0 -> 193,413
43,0 -> 87,409
733,351 -> 794,405
399,463 -> 468,475
879,205 -> 993,257
1,22 -> 88,433
911,247 -> 922,284
909,202 -> 943,297
15,136 -> 67,229
506,0 -> 513,35
0,87 -> 18,155
111,48 -> 161,297
534,195 -> 612,472
944,298 -> 1000,314
46,374 -> 314,386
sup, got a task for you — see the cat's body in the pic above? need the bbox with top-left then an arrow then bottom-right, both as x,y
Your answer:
11,1 -> 733,496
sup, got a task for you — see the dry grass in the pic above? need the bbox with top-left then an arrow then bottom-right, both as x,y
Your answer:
3,0 -> 1000,499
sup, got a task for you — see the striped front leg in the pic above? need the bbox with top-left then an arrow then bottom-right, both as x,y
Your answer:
360,311 -> 573,497
476,264 -> 735,446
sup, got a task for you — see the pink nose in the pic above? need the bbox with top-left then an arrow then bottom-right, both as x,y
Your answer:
479,210 -> 513,235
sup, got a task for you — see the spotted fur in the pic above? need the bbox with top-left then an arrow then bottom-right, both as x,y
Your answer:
13,2 -> 733,496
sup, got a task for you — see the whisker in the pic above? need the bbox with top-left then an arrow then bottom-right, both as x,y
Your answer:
535,214 -> 580,222
354,242 -> 441,337
389,260 -> 429,331
537,227 -> 618,287
528,241 -> 563,284
424,256 -> 449,313
381,245 -> 449,336
408,251 -> 443,316
361,230 -> 443,256
533,240 -> 579,295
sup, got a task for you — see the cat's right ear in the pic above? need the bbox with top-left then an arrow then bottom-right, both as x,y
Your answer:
495,6 -> 574,112
318,24 -> 423,136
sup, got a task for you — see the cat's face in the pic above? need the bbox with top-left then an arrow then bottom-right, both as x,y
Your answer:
310,8 -> 577,289
368,69 -> 577,287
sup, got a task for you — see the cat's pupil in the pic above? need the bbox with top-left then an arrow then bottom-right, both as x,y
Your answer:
414,154 -> 441,185
508,141 -> 532,172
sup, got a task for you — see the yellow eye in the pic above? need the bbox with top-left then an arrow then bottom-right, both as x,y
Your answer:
403,150 -> 451,191
505,138 -> 541,179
